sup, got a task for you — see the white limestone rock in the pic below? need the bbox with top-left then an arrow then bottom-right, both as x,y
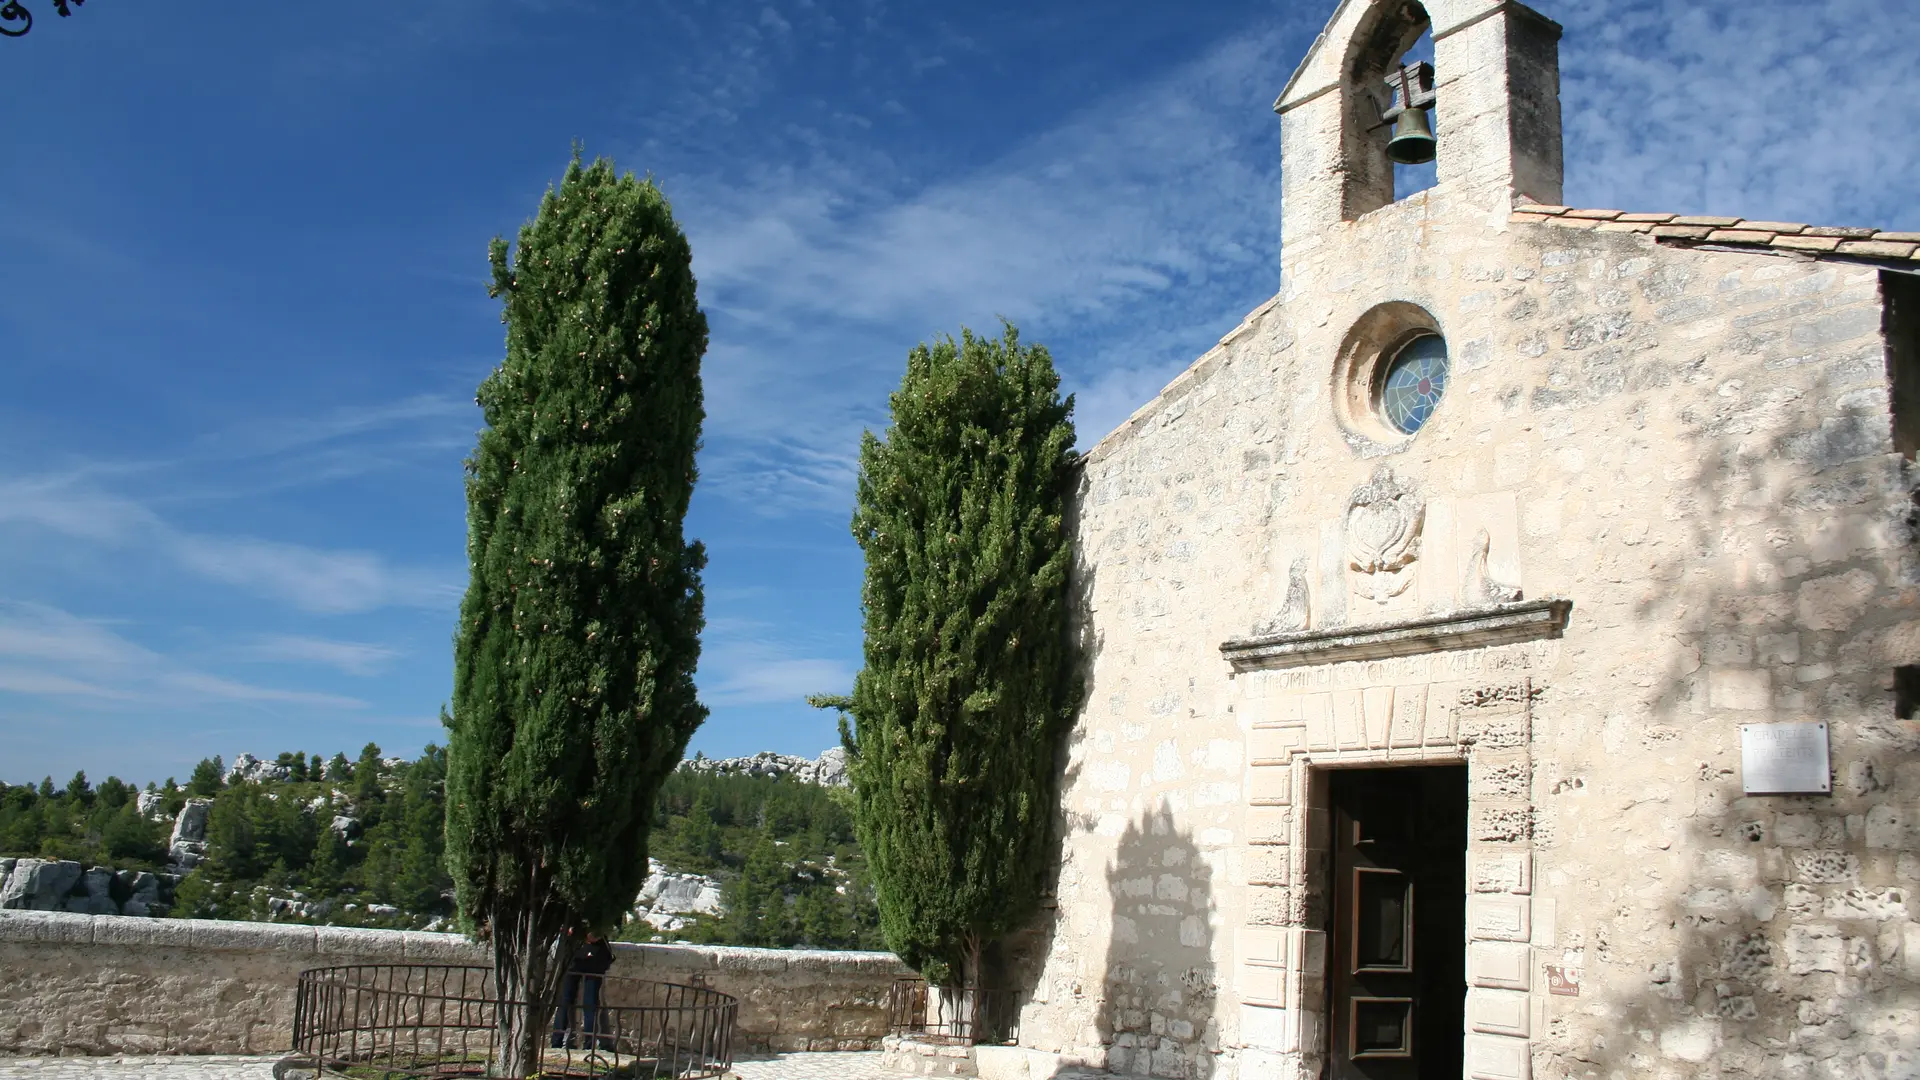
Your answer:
135,790 -> 168,821
168,798 -> 212,870
120,870 -> 162,917
66,867 -> 118,915
0,859 -> 83,910
676,747 -> 849,787
630,858 -> 724,930
225,752 -> 291,785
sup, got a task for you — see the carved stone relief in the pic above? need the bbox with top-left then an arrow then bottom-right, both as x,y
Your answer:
1463,527 -> 1523,604
1256,555 -> 1313,635
1345,466 -> 1424,604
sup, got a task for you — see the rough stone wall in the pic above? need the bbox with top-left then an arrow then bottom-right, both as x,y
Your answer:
1014,173 -> 1920,1080
0,910 -> 909,1056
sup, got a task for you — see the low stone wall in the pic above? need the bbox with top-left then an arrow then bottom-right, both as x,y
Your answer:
0,910 -> 910,1057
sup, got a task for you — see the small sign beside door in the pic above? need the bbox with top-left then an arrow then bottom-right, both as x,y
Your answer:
1740,722 -> 1831,795
1544,964 -> 1581,997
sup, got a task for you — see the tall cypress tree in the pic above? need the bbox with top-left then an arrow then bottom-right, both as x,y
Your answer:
837,323 -> 1078,990
446,151 -> 708,1075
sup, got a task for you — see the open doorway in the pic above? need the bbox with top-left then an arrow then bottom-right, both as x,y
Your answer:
1325,764 -> 1468,1079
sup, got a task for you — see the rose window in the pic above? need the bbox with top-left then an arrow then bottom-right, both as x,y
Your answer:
1378,333 -> 1449,435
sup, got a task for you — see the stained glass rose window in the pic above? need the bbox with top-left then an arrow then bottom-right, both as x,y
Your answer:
1379,333 -> 1448,435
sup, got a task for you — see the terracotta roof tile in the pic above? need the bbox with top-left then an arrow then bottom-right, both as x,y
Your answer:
1706,229 -> 1780,243
1839,240 -> 1918,258
1770,235 -> 1841,252
1511,200 -> 1918,266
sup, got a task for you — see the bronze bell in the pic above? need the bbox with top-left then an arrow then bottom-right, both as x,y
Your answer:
1386,106 -> 1436,165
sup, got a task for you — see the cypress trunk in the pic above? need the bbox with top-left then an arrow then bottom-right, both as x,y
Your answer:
491,895 -> 570,1077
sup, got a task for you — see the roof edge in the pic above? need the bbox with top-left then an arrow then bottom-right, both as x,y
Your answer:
1509,200 -> 1920,265
1274,0 -> 1357,114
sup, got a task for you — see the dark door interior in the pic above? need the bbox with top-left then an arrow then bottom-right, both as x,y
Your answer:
1327,765 -> 1468,1080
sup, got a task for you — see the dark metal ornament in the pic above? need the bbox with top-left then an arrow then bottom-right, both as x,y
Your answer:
1,0 -> 84,39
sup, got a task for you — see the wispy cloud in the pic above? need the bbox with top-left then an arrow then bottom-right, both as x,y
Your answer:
0,601 -> 369,711
0,668 -> 140,701
697,616 -> 855,708
0,470 -> 460,616
655,29 -> 1284,514
157,671 -> 366,709
188,392 -> 473,464
242,635 -> 403,676
0,601 -> 155,667
1556,0 -> 1919,231
173,533 -> 458,615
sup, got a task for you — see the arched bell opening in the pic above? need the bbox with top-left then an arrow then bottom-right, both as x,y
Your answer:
1390,24 -> 1438,199
1339,0 -> 1435,219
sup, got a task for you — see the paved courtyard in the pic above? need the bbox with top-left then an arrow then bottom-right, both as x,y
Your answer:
0,1052 -> 895,1079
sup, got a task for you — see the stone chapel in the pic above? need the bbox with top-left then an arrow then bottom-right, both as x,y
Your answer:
999,1 -> 1920,1078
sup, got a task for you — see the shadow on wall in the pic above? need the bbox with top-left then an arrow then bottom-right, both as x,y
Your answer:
1089,806 -> 1219,1079
1531,268 -> 1920,1077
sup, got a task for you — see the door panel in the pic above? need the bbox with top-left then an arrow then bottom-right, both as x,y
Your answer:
1328,766 -> 1467,1080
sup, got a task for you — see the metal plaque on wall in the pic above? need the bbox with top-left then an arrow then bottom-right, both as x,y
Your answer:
1740,722 -> 1831,795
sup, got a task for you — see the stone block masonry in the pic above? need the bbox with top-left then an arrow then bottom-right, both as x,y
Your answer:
0,910 -> 911,1057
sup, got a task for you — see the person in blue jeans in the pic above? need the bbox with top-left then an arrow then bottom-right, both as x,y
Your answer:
550,929 -> 615,1049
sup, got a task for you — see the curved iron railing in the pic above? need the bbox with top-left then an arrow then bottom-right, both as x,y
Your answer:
289,964 -> 735,1078
887,978 -> 1019,1045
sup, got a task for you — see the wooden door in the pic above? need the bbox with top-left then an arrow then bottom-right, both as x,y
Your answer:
1327,766 -> 1467,1080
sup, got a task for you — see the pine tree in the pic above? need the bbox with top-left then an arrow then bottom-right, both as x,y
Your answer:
353,744 -> 384,807
836,323 -> 1079,991
446,150 -> 709,1076
187,757 -> 224,797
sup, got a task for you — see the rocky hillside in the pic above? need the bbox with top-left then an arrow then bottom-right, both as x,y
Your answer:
678,748 -> 849,786
2,745 -> 879,950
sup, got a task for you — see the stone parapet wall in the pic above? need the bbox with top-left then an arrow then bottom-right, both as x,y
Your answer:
0,910 -> 910,1057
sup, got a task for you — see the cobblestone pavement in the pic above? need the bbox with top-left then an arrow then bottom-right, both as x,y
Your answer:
0,1052 -> 894,1079
0,1057 -> 282,1079
730,1051 -> 891,1078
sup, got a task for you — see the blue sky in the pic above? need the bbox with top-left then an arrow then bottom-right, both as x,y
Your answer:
3,0 -> 1915,787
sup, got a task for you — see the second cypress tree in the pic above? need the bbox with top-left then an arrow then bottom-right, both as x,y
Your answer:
836,323 -> 1079,994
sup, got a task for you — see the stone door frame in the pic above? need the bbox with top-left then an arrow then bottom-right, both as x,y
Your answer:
1223,601 -> 1567,1080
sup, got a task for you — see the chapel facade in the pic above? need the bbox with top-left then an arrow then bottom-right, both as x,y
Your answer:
1003,1 -> 1920,1078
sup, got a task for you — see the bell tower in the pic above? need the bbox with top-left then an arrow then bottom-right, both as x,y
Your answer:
1274,0 -> 1564,261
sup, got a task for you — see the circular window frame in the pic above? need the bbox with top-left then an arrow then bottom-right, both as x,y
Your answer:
1330,301 -> 1446,449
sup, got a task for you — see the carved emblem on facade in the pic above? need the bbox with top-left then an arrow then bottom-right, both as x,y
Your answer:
1345,467 -> 1423,604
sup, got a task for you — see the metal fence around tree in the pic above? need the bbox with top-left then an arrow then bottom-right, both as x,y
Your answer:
286,964 -> 735,1078
886,978 -> 1019,1045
